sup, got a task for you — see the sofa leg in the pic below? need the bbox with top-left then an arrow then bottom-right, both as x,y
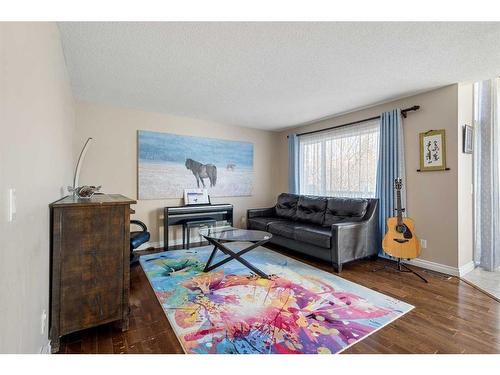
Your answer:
368,254 -> 378,261
334,264 -> 342,273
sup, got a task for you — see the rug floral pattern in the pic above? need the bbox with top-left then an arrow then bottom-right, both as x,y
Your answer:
140,245 -> 413,354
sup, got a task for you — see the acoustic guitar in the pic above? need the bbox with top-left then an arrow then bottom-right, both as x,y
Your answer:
382,178 -> 421,259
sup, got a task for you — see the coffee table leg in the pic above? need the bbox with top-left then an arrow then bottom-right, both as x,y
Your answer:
203,245 -> 219,272
204,240 -> 261,270
203,238 -> 270,279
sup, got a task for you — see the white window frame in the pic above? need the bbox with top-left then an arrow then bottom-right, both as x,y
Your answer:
298,119 -> 380,198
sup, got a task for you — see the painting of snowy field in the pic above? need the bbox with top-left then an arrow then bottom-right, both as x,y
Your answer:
138,130 -> 253,199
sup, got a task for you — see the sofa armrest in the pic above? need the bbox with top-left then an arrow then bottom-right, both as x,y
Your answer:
331,221 -> 368,239
331,220 -> 376,266
247,207 -> 276,219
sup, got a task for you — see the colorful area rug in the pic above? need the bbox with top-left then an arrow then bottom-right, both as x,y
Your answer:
140,244 -> 413,354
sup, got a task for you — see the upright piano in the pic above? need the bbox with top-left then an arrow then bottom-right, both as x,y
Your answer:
163,204 -> 233,250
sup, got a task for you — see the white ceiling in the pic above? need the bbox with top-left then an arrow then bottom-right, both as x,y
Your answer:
58,22 -> 500,130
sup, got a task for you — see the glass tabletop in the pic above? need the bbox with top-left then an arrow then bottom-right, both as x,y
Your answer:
199,226 -> 272,242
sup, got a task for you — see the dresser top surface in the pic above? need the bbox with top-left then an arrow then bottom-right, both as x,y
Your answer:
50,194 -> 136,207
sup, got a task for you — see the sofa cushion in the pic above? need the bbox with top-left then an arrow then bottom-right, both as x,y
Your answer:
296,196 -> 327,225
295,225 -> 332,249
275,193 -> 300,220
267,221 -> 301,240
247,217 -> 287,232
323,197 -> 369,227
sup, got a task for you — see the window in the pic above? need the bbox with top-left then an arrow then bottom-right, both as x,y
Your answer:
298,120 -> 380,198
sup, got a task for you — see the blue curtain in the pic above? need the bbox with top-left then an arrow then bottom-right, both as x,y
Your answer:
288,133 -> 299,194
376,109 -> 406,250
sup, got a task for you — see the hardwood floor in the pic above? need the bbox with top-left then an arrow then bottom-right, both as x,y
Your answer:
58,245 -> 500,354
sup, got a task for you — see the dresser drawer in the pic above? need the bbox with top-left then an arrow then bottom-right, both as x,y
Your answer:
60,286 -> 122,334
60,250 -> 123,290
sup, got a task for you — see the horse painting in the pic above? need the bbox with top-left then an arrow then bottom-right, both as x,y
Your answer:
185,158 -> 217,188
138,130 -> 253,199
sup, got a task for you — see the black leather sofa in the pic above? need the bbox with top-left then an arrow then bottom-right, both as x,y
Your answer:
247,193 -> 379,272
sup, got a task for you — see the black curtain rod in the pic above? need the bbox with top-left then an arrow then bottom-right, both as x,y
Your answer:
289,105 -> 420,138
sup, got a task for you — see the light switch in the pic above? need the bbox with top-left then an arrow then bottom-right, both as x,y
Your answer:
8,188 -> 16,222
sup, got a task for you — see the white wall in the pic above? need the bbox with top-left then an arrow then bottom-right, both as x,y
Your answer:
75,101 -> 277,247
0,23 -> 75,353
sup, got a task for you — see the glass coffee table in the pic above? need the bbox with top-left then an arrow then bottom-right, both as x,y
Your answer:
199,226 -> 272,279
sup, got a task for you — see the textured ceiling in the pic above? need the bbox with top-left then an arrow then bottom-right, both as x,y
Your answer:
58,22 -> 500,130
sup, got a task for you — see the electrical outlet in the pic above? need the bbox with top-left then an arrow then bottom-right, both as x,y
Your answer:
420,239 -> 427,249
41,310 -> 47,335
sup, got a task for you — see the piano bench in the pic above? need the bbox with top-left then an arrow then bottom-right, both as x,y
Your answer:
183,218 -> 217,249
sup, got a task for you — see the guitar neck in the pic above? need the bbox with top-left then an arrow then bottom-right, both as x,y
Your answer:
396,189 -> 403,225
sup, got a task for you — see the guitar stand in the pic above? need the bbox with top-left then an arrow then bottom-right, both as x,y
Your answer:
373,257 -> 428,283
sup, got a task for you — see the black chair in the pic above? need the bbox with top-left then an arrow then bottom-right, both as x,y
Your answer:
130,220 -> 151,264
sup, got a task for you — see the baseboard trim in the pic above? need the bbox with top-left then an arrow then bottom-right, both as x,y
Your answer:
403,258 -> 460,277
458,261 -> 475,277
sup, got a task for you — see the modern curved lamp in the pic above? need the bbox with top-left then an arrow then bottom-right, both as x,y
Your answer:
69,137 -> 93,195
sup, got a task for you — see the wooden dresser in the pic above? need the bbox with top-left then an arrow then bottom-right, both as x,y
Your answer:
49,194 -> 136,353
